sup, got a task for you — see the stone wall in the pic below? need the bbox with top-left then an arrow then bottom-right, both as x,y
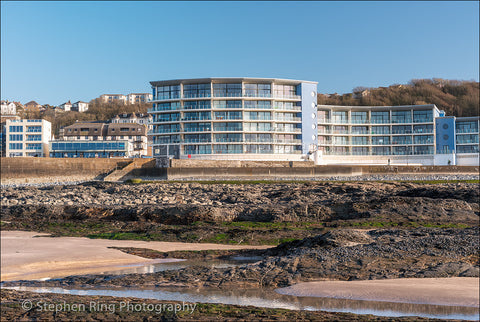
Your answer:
0,157 -> 130,185
171,159 -> 315,168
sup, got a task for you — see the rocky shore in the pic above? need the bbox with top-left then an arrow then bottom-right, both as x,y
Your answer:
1,179 -> 479,321
5,227 -> 477,290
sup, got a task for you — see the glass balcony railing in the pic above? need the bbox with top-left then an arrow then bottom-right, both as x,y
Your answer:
274,117 -> 301,122
274,106 -> 302,111
183,127 -> 211,132
213,127 -> 243,132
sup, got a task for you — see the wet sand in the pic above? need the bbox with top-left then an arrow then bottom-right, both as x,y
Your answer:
276,278 -> 480,307
1,231 -> 270,281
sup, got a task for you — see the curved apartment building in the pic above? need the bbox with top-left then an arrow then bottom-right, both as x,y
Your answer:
149,78 -> 318,160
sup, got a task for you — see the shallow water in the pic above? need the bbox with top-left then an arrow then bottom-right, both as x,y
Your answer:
4,257 -> 478,320
99,257 -> 262,275
4,285 -> 478,320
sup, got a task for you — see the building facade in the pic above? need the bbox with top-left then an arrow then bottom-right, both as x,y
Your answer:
72,101 -> 89,112
127,93 -> 153,104
50,121 -> 148,158
58,101 -> 72,112
149,77 -> 318,160
1,101 -> 17,116
316,104 -> 479,166
100,94 -> 127,104
5,119 -> 51,157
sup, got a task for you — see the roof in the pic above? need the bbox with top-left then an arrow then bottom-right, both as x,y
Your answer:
150,77 -> 318,87
25,101 -> 40,106
107,123 -> 146,136
128,93 -> 151,95
63,122 -> 107,136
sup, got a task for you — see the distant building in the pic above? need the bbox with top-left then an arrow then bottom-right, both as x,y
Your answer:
100,94 -> 127,104
51,121 -> 148,158
1,101 -> 17,115
23,101 -> 42,112
58,101 -> 72,112
99,93 -> 152,105
72,101 -> 89,112
1,115 -> 21,157
5,119 -> 52,157
127,93 -> 153,104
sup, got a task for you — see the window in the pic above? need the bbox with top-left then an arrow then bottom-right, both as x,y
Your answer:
352,147 -> 369,155
392,136 -> 412,145
184,101 -> 211,110
414,146 -> 433,155
392,125 -> 412,134
456,121 -> 479,134
351,126 -> 368,134
414,135 -> 434,144
213,122 -> 242,132
9,126 -> 23,132
9,143 -> 23,150
184,134 -> 210,143
372,146 -> 391,155
244,122 -> 272,131
183,112 -> 211,121
214,111 -> 242,120
457,145 -> 479,153
413,124 -> 433,133
244,100 -> 271,109
184,145 -> 212,155
372,136 -> 390,145
351,112 -> 368,124
332,111 -> 348,123
244,83 -> 271,97
214,133 -> 242,142
332,136 -> 348,145
391,111 -> 412,123
413,110 -> 433,123
351,136 -> 368,145
184,122 -> 211,132
213,100 -> 242,109
371,126 -> 390,134
456,134 -> 479,144
246,133 -> 272,143
26,143 -> 42,150
371,111 -> 389,124
156,85 -> 180,100
9,134 -> 23,141
273,84 -> 296,98
213,144 -> 243,154
246,111 -> 271,121
183,84 -> 211,98
26,135 -> 41,141
213,83 -> 242,97
332,126 -> 347,134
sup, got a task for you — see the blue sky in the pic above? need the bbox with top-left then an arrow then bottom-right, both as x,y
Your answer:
1,1 -> 479,105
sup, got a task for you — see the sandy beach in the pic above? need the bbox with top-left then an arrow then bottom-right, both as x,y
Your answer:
1,230 -> 270,281
276,278 -> 480,307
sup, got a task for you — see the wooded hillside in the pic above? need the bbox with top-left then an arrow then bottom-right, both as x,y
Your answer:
318,79 -> 479,117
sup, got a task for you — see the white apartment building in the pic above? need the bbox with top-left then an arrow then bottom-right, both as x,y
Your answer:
5,119 -> 52,157
72,101 -> 89,112
127,93 -> 153,104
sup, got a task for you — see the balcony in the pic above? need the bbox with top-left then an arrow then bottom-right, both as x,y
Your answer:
274,117 -> 301,122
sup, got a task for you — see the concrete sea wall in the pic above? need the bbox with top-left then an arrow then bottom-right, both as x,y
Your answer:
0,157 -> 130,185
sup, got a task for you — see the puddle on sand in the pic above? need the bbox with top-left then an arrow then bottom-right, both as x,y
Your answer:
100,257 -> 262,275
4,285 -> 478,321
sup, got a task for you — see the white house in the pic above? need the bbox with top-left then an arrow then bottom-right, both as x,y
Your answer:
1,101 -> 17,115
72,101 -> 89,112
